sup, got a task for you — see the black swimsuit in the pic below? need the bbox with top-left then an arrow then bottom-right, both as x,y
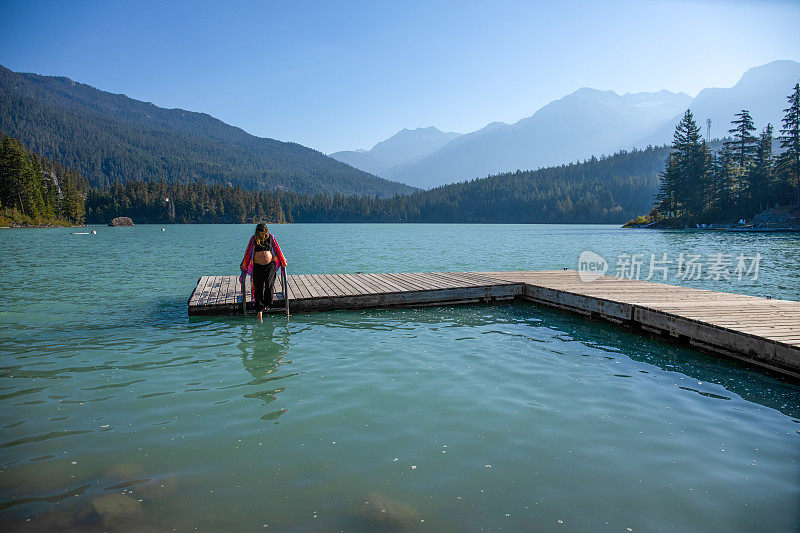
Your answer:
252,237 -> 276,311
254,239 -> 272,254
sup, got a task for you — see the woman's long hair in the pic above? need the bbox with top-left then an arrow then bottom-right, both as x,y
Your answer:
254,222 -> 270,247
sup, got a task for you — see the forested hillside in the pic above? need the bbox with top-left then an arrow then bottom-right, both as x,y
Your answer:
285,146 -> 670,223
85,181 -> 288,225
84,146 -> 671,224
0,136 -> 86,226
0,65 -> 414,197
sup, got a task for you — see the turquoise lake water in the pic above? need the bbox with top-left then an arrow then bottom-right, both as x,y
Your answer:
0,224 -> 798,531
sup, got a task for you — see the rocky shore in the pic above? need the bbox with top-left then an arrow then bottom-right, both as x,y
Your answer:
623,205 -> 800,232
0,222 -> 86,229
108,216 -> 135,226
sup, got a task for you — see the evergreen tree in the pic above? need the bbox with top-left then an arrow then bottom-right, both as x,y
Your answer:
60,170 -> 86,222
726,110 -> 758,168
655,153 -> 679,218
746,124 -> 774,213
724,110 -> 758,207
0,135 -> 85,225
0,137 -> 44,219
710,144 -> 736,219
655,110 -> 710,220
777,82 -> 800,206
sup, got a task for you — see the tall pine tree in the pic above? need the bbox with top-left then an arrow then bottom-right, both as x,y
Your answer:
726,110 -> 758,169
0,137 -> 44,218
655,152 -> 679,218
710,145 -> 736,219
777,82 -> 800,207
655,109 -> 710,220
724,110 -> 758,207
746,124 -> 774,214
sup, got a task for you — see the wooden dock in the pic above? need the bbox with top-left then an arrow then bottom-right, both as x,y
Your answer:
188,271 -> 520,314
188,270 -> 800,378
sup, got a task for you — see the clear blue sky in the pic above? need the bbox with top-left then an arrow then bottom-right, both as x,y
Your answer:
1,0 -> 798,153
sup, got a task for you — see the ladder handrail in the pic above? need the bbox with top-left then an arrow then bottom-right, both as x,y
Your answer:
281,266 -> 289,317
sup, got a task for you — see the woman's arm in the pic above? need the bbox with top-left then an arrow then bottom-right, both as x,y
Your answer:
270,235 -> 286,268
241,236 -> 255,271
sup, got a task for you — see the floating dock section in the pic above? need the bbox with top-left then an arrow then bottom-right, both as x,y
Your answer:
188,270 -> 800,378
188,271 -> 519,314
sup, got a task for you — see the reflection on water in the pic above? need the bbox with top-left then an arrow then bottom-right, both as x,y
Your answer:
516,303 -> 800,419
237,320 -> 293,421
1,224 -> 799,531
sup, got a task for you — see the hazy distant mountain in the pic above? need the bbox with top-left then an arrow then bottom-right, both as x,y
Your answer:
368,60 -> 799,189
638,60 -> 800,146
0,65 -> 415,197
382,89 -> 691,188
330,126 -> 461,175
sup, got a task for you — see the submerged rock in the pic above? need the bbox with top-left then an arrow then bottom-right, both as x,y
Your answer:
109,216 -> 134,227
104,462 -> 145,480
13,507 -> 77,532
354,493 -> 420,529
76,493 -> 143,530
134,475 -> 180,499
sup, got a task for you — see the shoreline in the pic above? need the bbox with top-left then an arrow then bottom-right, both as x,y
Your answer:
2,222 -> 799,231
625,225 -> 800,233
0,224 -> 88,229
623,205 -> 800,232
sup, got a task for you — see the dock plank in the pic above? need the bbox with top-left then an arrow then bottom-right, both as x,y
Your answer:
399,272 -> 444,290
382,272 -> 430,291
293,275 -> 308,300
397,272 -> 438,291
286,275 -> 302,300
295,275 -> 318,299
221,276 -> 233,305
341,273 -> 376,295
312,274 -> 332,298
413,272 -> 461,289
364,273 -> 406,293
333,274 -> 367,296
313,274 -> 342,297
320,274 -> 352,296
362,273 -> 402,293
304,274 -> 329,297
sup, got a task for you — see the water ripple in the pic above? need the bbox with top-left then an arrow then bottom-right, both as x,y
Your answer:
1,430 -> 92,449
0,484 -> 92,511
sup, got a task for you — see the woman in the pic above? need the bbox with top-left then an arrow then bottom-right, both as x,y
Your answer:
240,223 -> 287,322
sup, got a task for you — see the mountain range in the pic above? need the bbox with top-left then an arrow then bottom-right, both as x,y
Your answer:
333,60 -> 800,189
330,126 -> 461,177
2,60 -> 797,196
640,60 -> 800,146
0,65 -> 415,197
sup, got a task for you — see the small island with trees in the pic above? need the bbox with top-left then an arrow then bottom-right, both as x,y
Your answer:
625,82 -> 800,230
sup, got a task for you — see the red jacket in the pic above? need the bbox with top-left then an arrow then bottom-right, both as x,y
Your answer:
240,234 -> 287,297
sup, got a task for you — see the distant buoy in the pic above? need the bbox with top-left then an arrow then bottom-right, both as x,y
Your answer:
91,230 -> 97,235
161,228 -> 165,231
